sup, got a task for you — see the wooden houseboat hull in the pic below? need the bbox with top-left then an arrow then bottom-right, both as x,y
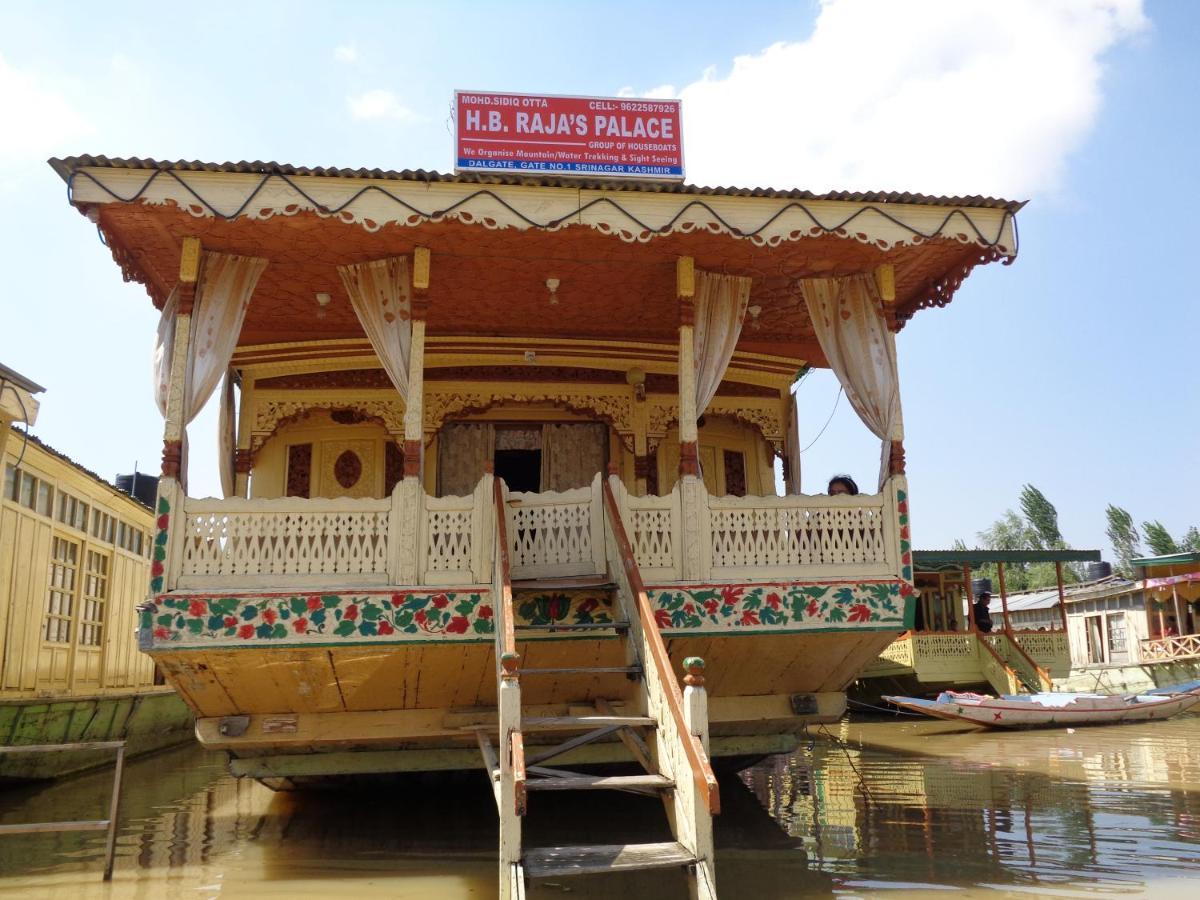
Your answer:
0,688 -> 192,781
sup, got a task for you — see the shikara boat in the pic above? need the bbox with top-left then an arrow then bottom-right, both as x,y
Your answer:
49,154 -> 1021,897
885,685 -> 1200,728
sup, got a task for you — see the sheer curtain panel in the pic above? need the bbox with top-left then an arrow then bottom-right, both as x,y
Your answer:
338,256 -> 413,401
799,274 -> 902,489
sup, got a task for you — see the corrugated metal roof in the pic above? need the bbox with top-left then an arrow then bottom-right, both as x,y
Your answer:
48,155 -> 1026,212
915,549 -> 1101,568
987,575 -> 1140,613
1132,551 -> 1200,567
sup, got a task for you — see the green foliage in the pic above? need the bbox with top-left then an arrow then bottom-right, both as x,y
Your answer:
1182,527 -> 1200,553
1020,484 -> 1062,550
1105,505 -> 1140,577
1142,520 -> 1181,557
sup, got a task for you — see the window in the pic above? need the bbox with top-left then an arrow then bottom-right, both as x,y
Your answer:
79,550 -> 109,647
91,509 -> 115,543
5,467 -> 53,516
36,481 -> 53,516
45,537 -> 79,643
55,491 -> 90,533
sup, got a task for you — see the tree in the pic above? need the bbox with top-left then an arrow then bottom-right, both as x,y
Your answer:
1020,484 -> 1062,550
1105,505 -> 1141,576
1182,527 -> 1200,553
1143,520 -> 1181,557
978,510 -> 1033,552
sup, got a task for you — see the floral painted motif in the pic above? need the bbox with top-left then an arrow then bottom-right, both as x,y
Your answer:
648,580 -> 912,633
143,590 -> 495,647
515,591 -> 615,627
149,495 -> 170,594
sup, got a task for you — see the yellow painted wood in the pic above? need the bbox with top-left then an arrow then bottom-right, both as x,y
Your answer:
1,436 -> 156,699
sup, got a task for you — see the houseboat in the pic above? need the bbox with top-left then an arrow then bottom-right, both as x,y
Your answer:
50,155 -> 1020,895
858,550 -> 1094,697
1040,560 -> 1200,694
1,366 -> 192,781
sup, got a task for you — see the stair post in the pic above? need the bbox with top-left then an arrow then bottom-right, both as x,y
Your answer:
498,653 -> 523,899
682,657 -> 716,900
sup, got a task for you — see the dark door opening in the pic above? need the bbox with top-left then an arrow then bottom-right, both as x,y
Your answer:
495,449 -> 541,493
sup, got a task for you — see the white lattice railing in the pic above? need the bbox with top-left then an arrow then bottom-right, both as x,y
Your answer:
422,477 -> 491,585
1013,631 -> 1071,673
706,491 -> 895,580
505,473 -> 605,579
621,483 -> 683,580
1140,634 -> 1200,662
178,496 -> 391,588
911,633 -> 978,661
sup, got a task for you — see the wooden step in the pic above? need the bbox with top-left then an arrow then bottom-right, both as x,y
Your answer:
512,575 -> 617,592
526,773 -> 673,792
520,666 -> 641,676
523,715 -> 655,732
514,621 -> 628,632
524,841 -> 697,878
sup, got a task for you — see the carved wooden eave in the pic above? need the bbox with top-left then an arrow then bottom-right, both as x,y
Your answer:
54,158 -> 1021,336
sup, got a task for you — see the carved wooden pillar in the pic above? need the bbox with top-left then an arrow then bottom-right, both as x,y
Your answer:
676,257 -> 708,580
677,257 -> 699,479
152,236 -> 200,595
404,247 -> 430,480
234,375 -> 254,498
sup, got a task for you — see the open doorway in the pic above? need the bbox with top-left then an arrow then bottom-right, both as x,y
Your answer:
495,448 -> 541,493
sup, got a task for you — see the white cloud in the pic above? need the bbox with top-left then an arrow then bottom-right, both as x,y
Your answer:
334,43 -> 358,64
663,0 -> 1146,198
347,89 -> 418,122
0,52 -> 93,166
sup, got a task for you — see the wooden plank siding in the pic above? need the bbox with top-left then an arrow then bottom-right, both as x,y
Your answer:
1,437 -> 158,698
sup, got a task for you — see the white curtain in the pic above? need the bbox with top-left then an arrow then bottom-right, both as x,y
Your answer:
799,274 -> 902,489
693,271 -> 752,415
338,257 -> 413,401
152,251 -> 267,489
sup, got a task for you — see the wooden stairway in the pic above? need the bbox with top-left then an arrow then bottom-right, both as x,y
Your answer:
483,474 -> 720,899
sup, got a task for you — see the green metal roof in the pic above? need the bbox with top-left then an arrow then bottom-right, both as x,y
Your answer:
914,549 -> 1102,569
1132,551 -> 1200,568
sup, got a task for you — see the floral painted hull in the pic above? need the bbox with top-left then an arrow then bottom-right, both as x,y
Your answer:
141,580 -> 913,649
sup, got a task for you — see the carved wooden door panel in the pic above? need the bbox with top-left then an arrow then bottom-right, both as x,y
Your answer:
317,440 -> 377,498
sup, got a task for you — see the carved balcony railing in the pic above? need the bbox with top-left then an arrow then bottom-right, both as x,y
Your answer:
1140,634 -> 1200,662
160,472 -> 909,595
178,496 -> 392,589
613,476 -> 906,583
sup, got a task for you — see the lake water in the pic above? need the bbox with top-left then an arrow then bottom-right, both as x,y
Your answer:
2,714 -> 1198,898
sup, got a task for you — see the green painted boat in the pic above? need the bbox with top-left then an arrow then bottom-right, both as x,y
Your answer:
0,689 -> 193,782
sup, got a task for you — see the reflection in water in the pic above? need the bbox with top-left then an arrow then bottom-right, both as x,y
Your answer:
0,717 -> 1197,897
745,715 -> 1200,897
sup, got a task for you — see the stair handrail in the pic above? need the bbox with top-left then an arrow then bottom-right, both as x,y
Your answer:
602,477 -> 720,814
975,632 -> 1022,694
493,476 -> 519,666
1002,631 -> 1054,691
493,475 -> 526,818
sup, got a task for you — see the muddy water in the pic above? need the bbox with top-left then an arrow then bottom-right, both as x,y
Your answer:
1,715 -> 1198,898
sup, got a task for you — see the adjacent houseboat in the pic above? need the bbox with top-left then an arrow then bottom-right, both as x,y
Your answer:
51,155 -> 1020,895
1,369 -> 192,780
858,550 -> 1094,697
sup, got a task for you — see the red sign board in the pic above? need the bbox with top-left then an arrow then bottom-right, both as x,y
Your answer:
454,90 -> 684,180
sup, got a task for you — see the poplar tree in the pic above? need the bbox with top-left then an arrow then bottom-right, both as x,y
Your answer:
1105,505 -> 1140,575
1142,520 -> 1181,556
1020,484 -> 1063,550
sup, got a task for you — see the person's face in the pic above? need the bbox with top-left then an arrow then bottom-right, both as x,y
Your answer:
830,482 -> 849,496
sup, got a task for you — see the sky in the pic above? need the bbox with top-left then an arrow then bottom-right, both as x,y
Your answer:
1,0 -> 1196,562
